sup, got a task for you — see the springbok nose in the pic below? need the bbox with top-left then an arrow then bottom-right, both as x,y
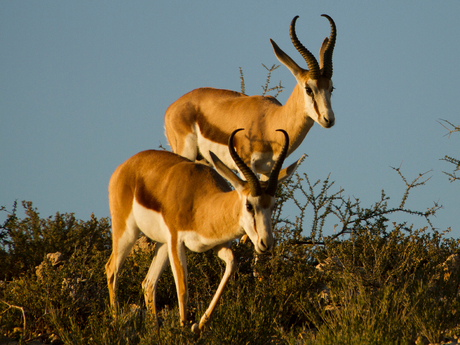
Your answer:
260,239 -> 268,251
259,240 -> 268,252
259,238 -> 273,253
324,116 -> 335,128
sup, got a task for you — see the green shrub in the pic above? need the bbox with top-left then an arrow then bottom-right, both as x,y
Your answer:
1,161 -> 459,344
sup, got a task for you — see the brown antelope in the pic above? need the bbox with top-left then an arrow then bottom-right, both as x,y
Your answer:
105,129 -> 302,334
164,14 -> 336,179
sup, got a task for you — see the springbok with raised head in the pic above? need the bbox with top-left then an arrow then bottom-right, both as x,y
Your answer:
165,14 -> 336,179
105,129 -> 302,334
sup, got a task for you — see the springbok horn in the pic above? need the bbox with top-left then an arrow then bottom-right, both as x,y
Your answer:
290,16 -> 320,80
265,129 -> 289,197
228,129 -> 263,197
320,14 -> 337,80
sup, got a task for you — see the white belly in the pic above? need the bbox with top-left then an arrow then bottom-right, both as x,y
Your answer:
132,198 -> 170,244
132,198 -> 233,253
196,131 -> 235,169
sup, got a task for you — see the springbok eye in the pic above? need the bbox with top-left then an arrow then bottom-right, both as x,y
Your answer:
331,86 -> 335,93
246,202 -> 254,213
305,87 -> 313,97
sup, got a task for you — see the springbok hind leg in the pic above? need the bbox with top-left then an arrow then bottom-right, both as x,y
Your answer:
192,242 -> 236,335
142,243 -> 169,328
175,132 -> 198,162
105,222 -> 140,318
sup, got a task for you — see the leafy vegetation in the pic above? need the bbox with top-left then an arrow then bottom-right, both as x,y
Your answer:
1,164 -> 459,344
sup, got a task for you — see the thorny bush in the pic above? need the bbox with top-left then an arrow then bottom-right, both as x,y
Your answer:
0,165 -> 459,344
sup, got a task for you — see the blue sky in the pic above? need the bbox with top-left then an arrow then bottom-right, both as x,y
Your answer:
1,1 -> 459,238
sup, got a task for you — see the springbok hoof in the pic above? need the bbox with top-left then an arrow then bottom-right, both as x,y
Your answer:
191,323 -> 200,335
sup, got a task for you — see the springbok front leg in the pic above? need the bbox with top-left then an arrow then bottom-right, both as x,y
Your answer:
192,242 -> 236,334
168,239 -> 189,326
142,243 -> 169,327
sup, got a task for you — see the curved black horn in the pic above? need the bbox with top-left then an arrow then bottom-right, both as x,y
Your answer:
320,14 -> 336,79
228,129 -> 263,197
265,129 -> 290,196
290,16 -> 320,80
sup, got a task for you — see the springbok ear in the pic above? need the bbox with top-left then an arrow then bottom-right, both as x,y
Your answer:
277,154 -> 306,184
319,37 -> 329,70
209,151 -> 245,191
270,39 -> 303,79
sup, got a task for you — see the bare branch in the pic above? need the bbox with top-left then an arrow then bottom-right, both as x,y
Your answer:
390,164 -> 433,209
439,119 -> 460,182
0,300 -> 27,339
438,119 -> 460,138
261,64 -> 284,98
239,67 -> 246,95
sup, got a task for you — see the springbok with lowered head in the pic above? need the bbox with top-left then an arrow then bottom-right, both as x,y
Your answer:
165,14 -> 336,179
105,129 -> 302,334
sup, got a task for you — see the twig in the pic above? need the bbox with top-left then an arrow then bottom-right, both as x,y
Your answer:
438,119 -> 460,138
261,64 -> 284,98
239,67 -> 246,95
391,163 -> 432,209
0,300 -> 27,339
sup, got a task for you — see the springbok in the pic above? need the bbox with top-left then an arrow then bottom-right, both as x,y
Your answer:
164,14 -> 336,179
105,129 -> 302,334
